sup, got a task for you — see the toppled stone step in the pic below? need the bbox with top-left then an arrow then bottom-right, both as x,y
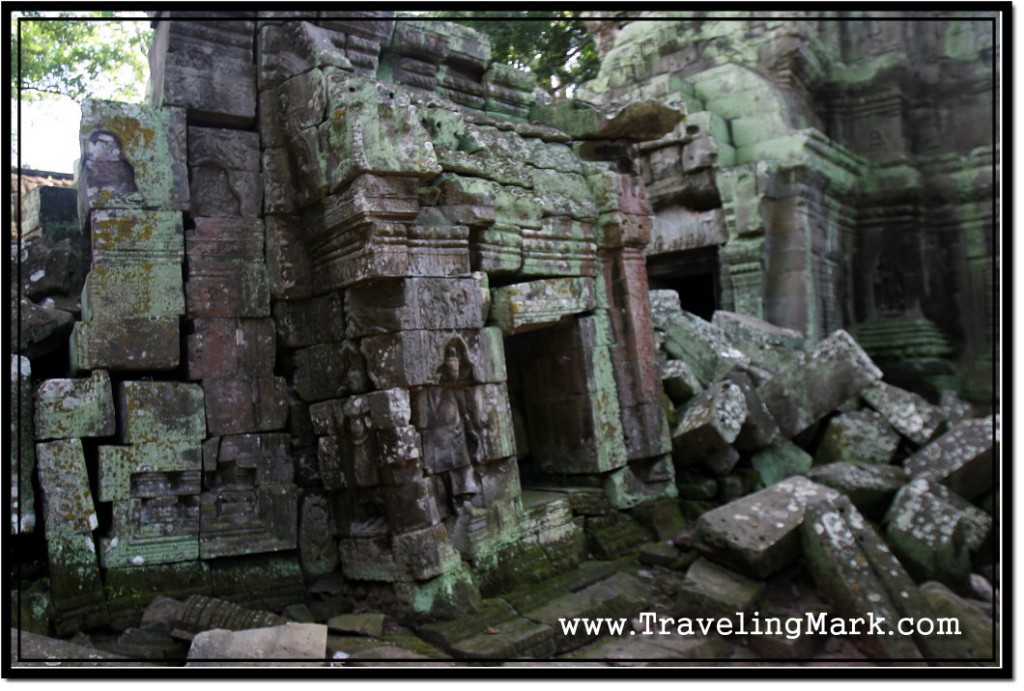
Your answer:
801,497 -> 923,660
694,476 -> 840,578
903,416 -> 996,500
806,462 -> 907,519
756,330 -> 882,439
861,381 -> 946,446
883,479 -> 993,589
675,557 -> 765,618
186,623 -> 327,666
521,572 -> 650,654
671,380 -> 747,467
813,410 -> 900,466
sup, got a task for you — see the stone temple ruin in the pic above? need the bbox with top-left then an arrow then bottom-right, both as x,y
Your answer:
12,13 -> 999,665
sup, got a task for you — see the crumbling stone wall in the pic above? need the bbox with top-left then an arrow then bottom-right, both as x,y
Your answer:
19,12 -> 688,628
579,13 -> 997,403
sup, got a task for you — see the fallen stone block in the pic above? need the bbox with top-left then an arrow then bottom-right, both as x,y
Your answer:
814,410 -> 900,466
660,358 -> 703,406
756,330 -> 882,438
861,381 -> 946,446
903,416 -> 996,500
726,371 -> 780,452
326,613 -> 390,638
13,297 -> 75,360
671,380 -> 747,467
805,462 -> 907,519
751,439 -> 813,487
187,623 -> 327,666
712,310 -> 805,350
675,557 -> 765,617
801,497 -> 923,660
694,476 -> 840,578
884,478 -> 992,589
661,312 -> 749,385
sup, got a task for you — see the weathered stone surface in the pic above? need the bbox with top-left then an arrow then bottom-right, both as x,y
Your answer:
392,523 -> 462,581
660,358 -> 703,406
362,328 -> 506,389
78,100 -> 189,217
149,21 -> 257,126
585,512 -> 650,559
20,184 -> 80,246
752,439 -> 813,487
202,377 -> 288,435
726,371 -> 780,452
89,209 -> 184,264
187,623 -> 327,666
801,497 -> 923,660
46,530 -> 110,634
186,317 -> 275,381
676,557 -> 765,617
345,276 -> 484,337
272,291 -> 346,348
185,260 -> 271,318
530,98 -> 683,141
97,441 -> 202,502
661,312 -> 748,385
814,410 -> 900,466
188,128 -> 262,217
298,491 -> 339,579
757,330 -> 883,438
861,381 -> 946,446
19,236 -> 89,303
903,416 -> 996,500
694,476 -> 840,578
292,341 -> 370,403
11,629 -> 130,666
71,316 -> 181,372
712,310 -> 805,350
490,277 -> 596,335
13,297 -> 74,360
884,478 -> 992,588
805,462 -> 907,519
671,380 -> 747,467
117,381 -> 206,443
34,370 -> 115,441
35,439 -> 98,536
82,262 -> 185,320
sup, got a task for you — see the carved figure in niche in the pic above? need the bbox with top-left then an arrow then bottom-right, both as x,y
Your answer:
333,397 -> 379,488
421,339 -> 483,504
84,130 -> 137,195
339,343 -> 370,397
873,256 -> 906,315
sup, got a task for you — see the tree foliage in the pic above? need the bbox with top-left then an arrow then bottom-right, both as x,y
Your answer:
13,12 -> 152,103
430,11 -> 600,97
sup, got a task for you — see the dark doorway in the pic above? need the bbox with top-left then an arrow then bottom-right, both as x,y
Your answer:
647,246 -> 721,320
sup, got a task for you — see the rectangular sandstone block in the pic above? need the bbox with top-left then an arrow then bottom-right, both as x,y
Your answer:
903,416 -> 996,500
78,100 -> 190,217
211,433 -> 294,486
202,377 -> 288,436
345,276 -> 484,338
185,260 -> 271,318
82,261 -> 185,320
199,484 -> 298,559
71,317 -> 181,373
272,291 -> 346,349
265,214 -> 313,300
319,103 -> 441,191
148,23 -> 256,126
383,477 -> 441,534
34,370 -> 116,440
292,342 -> 369,403
361,327 -> 506,389
35,439 -> 98,536
89,208 -> 184,264
338,536 -> 400,582
490,277 -> 596,335
117,380 -> 206,443
186,217 -> 265,262
694,476 -> 840,578
98,441 -> 203,502
187,317 -> 275,380
392,523 -> 462,581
